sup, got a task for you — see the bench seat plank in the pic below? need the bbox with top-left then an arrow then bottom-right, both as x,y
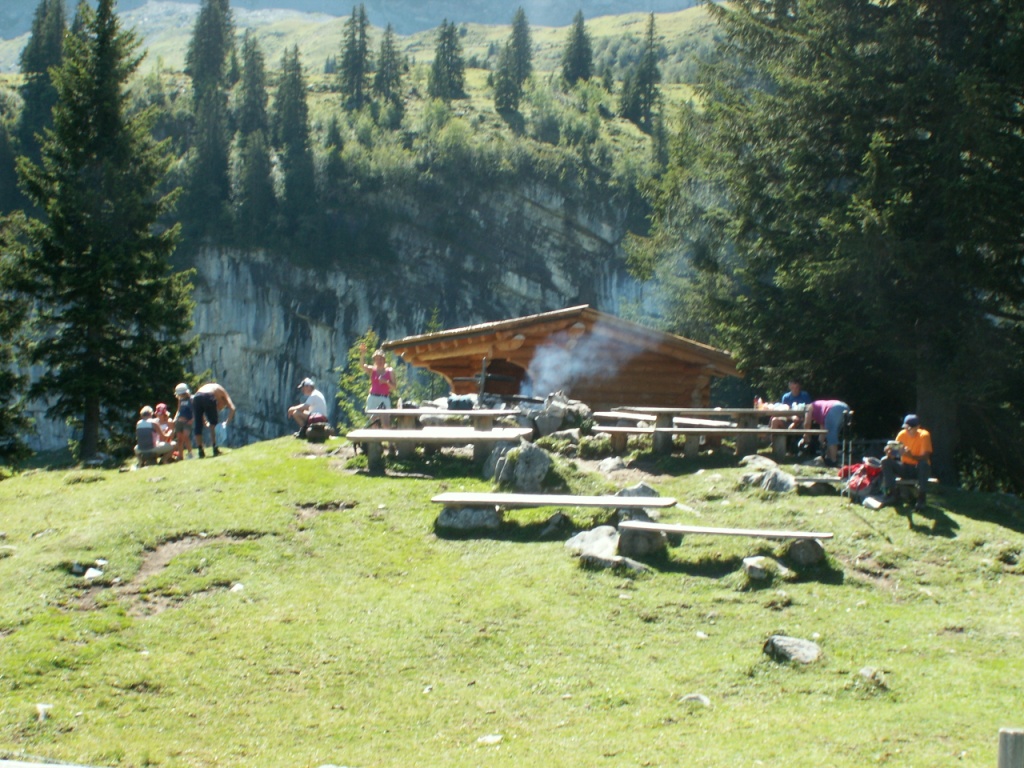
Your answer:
432,492 -> 678,509
619,519 -> 833,540
346,427 -> 532,444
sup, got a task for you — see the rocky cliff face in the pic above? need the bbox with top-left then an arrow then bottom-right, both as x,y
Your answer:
26,177 -> 644,452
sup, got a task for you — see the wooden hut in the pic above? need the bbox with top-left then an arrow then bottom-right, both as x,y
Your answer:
382,305 -> 740,410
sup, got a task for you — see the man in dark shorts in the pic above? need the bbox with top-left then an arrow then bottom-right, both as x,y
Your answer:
192,382 -> 236,458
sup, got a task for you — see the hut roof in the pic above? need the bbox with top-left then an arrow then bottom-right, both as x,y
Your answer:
382,305 -> 739,407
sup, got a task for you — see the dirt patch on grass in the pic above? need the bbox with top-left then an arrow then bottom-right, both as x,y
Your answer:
294,499 -> 357,521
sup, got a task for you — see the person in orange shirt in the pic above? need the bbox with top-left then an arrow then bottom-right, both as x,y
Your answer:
881,414 -> 932,510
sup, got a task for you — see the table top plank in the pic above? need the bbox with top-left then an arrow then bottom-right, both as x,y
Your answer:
347,427 -> 532,444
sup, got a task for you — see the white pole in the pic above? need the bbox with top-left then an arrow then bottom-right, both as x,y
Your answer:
999,728 -> 1024,768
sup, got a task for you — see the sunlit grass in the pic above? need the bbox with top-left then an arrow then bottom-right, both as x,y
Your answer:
2,436 -> 1024,765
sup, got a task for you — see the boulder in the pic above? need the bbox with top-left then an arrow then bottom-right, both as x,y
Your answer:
436,506 -> 503,532
763,635 -> 823,664
496,441 -> 551,493
785,537 -> 827,566
597,456 -> 626,474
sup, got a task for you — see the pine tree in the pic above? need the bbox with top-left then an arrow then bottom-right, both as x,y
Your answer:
15,0 -> 195,461
233,128 -> 274,244
0,214 -> 32,465
185,0 -> 233,104
183,0 -> 234,237
339,4 -> 371,110
561,10 -> 592,86
492,42 -> 520,114
273,46 -> 315,233
235,31 -> 268,138
17,0 -> 66,165
509,7 -> 532,88
372,23 -> 403,107
428,20 -> 466,102
618,14 -> 661,132
643,0 -> 1024,485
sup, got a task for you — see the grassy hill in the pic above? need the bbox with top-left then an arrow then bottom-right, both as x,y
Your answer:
2,437 -> 1023,766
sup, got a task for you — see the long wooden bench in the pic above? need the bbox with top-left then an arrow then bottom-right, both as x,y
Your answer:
619,519 -> 832,541
346,426 -> 533,473
431,492 -> 678,510
592,425 -> 827,460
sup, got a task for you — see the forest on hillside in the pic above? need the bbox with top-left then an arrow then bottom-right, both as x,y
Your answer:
1,0 -> 1023,500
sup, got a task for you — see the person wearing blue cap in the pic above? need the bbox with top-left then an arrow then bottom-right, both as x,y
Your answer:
881,414 -> 933,509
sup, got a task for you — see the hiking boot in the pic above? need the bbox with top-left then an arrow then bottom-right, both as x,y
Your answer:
198,447 -> 205,459
213,446 -> 221,457
915,493 -> 926,510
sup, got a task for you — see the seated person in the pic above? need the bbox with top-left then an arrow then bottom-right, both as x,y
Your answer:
173,383 -> 194,459
134,405 -> 177,464
770,378 -> 812,432
881,414 -> 932,510
289,377 -> 328,437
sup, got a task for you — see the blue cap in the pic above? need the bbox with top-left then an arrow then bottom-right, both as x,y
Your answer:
903,414 -> 920,428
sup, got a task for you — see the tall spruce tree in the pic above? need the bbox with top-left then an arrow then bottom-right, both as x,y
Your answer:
339,4 -> 371,110
273,46 -> 315,234
185,0 -> 233,104
183,0 -> 233,235
0,215 -> 32,465
233,33 -> 273,243
15,0 -> 195,461
492,42 -> 521,114
235,31 -> 268,138
561,10 -> 592,86
640,0 -> 1024,486
618,13 -> 661,133
372,23 -> 402,107
509,7 -> 532,88
17,0 -> 66,167
427,20 -> 465,102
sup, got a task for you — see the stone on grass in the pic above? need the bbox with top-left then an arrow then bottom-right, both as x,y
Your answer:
618,518 -> 666,558
437,505 -> 503,532
495,441 -> 551,492
763,634 -> 823,664
796,481 -> 839,497
615,481 -> 660,498
565,526 -> 648,572
680,693 -> 711,707
740,455 -> 778,471
598,456 -> 626,474
742,556 -> 791,581
785,537 -> 827,566
539,512 -> 574,540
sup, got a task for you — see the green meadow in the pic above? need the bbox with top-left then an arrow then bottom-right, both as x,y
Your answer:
2,436 -> 1024,767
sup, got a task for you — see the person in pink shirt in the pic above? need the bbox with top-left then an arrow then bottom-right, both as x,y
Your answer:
802,398 -> 850,467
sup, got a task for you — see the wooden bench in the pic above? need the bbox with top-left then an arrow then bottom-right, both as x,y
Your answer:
431,492 -> 678,510
346,426 -> 533,473
619,519 -> 833,541
591,425 -> 656,453
654,427 -> 827,460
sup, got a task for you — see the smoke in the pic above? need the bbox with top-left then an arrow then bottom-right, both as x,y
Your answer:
524,322 -> 640,397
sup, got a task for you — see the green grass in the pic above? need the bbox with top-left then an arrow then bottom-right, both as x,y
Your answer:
2,437 -> 1024,766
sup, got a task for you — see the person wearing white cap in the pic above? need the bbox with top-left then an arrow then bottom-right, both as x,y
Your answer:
881,414 -> 932,509
289,377 -> 327,437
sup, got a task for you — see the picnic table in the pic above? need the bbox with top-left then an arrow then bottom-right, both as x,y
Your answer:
607,406 -> 818,458
346,426 -> 533,474
366,408 -> 519,432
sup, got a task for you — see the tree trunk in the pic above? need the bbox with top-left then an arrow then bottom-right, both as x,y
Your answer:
80,393 -> 101,461
916,372 -> 957,485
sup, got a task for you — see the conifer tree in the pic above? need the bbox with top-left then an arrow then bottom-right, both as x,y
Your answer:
561,10 -> 592,86
0,215 -> 32,464
372,23 -> 403,107
184,0 -> 234,236
15,0 -> 195,461
492,42 -> 520,114
509,7 -> 532,88
618,13 -> 661,132
428,20 -> 465,102
339,4 -> 371,110
273,46 -> 315,234
235,31 -> 268,138
185,0 -> 233,104
17,0 -> 65,165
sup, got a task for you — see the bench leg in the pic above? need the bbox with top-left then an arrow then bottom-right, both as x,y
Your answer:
394,440 -> 416,460
610,432 -> 627,454
735,433 -> 756,458
365,441 -> 385,475
684,434 -> 699,459
771,435 -> 787,462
